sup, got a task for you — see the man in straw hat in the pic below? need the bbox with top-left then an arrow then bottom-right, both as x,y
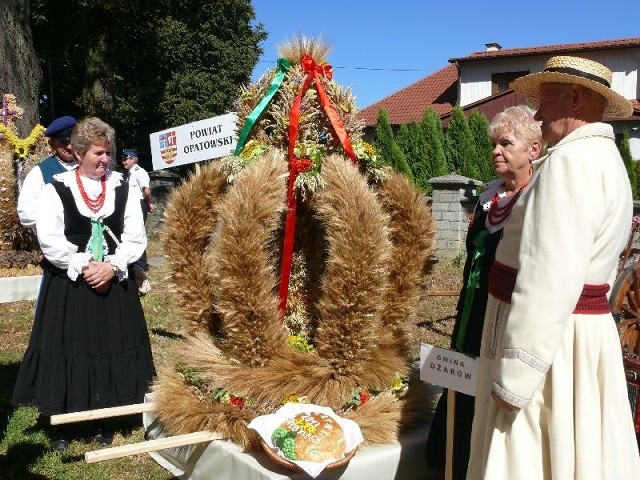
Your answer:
467,56 -> 640,479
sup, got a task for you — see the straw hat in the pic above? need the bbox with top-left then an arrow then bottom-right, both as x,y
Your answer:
510,55 -> 633,118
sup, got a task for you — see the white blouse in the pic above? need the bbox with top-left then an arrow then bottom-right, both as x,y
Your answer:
479,178 -> 526,234
35,169 -> 147,281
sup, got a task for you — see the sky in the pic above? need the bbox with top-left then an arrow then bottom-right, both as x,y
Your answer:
251,1 -> 640,109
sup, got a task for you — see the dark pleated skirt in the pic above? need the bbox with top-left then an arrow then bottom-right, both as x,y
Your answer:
12,266 -> 155,415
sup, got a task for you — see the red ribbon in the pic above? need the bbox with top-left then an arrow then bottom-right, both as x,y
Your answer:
278,54 -> 358,315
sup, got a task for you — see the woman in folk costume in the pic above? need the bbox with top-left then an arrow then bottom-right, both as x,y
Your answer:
12,117 -> 155,451
467,56 -> 640,479
426,106 -> 541,479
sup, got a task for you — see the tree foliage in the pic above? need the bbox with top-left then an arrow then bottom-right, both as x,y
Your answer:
445,105 -> 479,179
468,109 -> 494,182
30,0 -> 266,170
396,121 -> 430,192
420,107 -> 449,178
373,109 -> 414,182
620,127 -> 638,199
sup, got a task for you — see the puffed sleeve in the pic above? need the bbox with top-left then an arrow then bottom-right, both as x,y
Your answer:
103,180 -> 147,277
492,143 -> 607,408
17,167 -> 45,229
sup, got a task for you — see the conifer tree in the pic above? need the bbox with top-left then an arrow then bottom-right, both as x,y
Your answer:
445,105 -> 480,179
373,109 -> 414,182
421,107 -> 449,178
620,127 -> 638,199
468,109 -> 495,182
396,121 -> 430,192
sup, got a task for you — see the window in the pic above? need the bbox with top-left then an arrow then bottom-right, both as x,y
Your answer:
491,71 -> 529,95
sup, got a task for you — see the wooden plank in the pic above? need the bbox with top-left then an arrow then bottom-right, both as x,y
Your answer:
445,389 -> 456,480
51,403 -> 156,425
85,431 -> 223,463
426,290 -> 460,296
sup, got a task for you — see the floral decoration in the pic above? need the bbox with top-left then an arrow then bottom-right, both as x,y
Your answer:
287,335 -> 313,352
181,366 -> 408,413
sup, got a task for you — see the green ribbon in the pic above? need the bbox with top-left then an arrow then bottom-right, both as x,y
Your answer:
455,230 -> 489,353
233,58 -> 292,156
88,217 -> 106,261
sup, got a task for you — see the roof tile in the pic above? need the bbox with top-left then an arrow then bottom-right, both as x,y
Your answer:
358,64 -> 457,126
450,36 -> 640,62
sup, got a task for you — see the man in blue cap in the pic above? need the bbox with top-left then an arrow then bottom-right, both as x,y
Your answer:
122,148 -> 155,294
17,115 -> 78,229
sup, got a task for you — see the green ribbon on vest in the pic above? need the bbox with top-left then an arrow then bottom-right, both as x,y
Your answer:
233,58 -> 292,156
88,217 -> 105,261
455,229 -> 489,353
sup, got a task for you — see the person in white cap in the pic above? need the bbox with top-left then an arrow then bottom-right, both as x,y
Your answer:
467,56 -> 640,479
121,148 -> 155,295
18,115 -> 78,229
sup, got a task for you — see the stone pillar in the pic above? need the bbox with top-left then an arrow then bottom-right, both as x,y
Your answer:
429,173 -> 482,257
147,170 -> 180,239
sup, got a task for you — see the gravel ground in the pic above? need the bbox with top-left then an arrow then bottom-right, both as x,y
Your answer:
407,256 -> 463,361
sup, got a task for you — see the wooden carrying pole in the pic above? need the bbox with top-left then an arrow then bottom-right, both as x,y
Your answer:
51,403 -> 224,464
50,402 -> 156,425
85,431 -> 223,463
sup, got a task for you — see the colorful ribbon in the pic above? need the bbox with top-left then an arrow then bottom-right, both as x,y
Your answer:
455,230 -> 489,353
234,58 -> 292,156
88,217 -> 106,261
278,54 -> 359,314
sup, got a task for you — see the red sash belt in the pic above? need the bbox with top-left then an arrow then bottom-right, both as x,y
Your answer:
488,261 -> 611,314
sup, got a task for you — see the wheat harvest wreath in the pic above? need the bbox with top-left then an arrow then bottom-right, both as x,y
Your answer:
154,36 -> 437,451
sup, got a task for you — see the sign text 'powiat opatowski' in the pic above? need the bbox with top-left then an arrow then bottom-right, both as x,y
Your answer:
149,113 -> 237,170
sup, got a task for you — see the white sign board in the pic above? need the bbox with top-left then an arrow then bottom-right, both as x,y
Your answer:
419,344 -> 479,396
149,113 -> 238,170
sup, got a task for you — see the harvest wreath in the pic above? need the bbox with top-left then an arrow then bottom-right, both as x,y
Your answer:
0,93 -> 48,256
154,37 -> 436,452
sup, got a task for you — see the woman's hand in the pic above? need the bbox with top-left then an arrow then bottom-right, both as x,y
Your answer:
82,260 -> 116,293
491,389 -> 520,414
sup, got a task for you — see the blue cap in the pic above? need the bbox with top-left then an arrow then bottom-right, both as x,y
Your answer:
122,148 -> 138,158
44,116 -> 77,139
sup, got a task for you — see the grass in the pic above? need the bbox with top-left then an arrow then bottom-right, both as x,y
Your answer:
0,259 -> 181,480
0,238 -> 462,479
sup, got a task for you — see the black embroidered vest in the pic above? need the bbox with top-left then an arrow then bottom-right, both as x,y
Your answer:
51,178 -> 129,256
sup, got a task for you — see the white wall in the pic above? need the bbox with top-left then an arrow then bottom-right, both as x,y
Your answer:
458,47 -> 640,106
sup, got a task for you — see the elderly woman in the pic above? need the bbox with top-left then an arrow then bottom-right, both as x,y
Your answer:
12,117 -> 155,451
426,105 -> 542,480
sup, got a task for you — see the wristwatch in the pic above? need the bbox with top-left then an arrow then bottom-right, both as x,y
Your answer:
111,263 -> 121,274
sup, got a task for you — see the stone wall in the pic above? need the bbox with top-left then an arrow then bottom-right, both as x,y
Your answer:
429,174 -> 482,258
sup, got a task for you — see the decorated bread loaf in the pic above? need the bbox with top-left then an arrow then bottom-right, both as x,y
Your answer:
271,411 -> 346,462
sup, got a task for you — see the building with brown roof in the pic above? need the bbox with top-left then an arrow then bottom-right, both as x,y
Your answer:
359,36 -> 640,156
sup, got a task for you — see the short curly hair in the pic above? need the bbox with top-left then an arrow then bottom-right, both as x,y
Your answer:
70,117 -> 115,154
488,105 -> 542,147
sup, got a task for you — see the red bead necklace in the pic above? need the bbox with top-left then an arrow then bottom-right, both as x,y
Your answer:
75,169 -> 106,213
487,183 -> 527,226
